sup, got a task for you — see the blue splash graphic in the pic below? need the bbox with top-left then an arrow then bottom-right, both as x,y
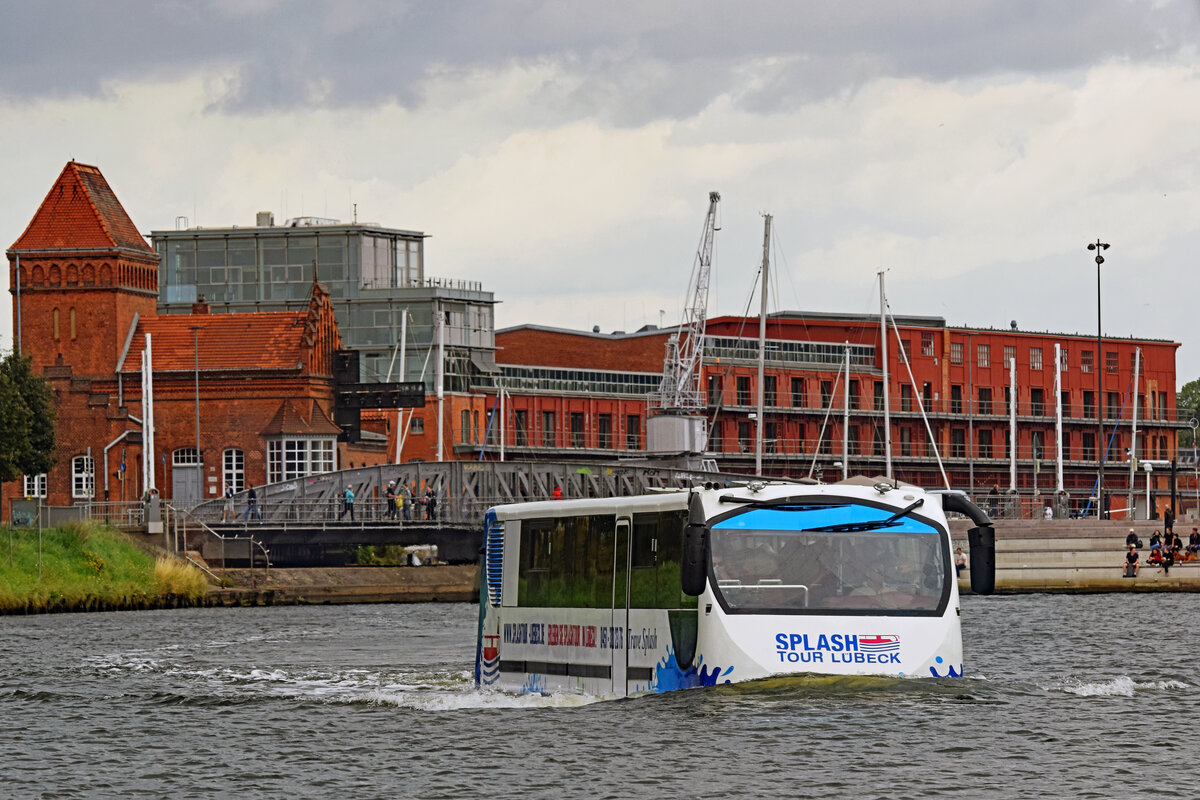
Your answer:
650,647 -> 734,693
520,673 -> 547,695
928,656 -> 962,678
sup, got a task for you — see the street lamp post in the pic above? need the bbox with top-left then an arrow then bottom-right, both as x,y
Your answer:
1087,240 -> 1109,518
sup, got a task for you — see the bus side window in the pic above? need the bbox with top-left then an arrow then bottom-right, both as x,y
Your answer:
630,510 -> 692,608
630,515 -> 658,607
656,509 -> 693,606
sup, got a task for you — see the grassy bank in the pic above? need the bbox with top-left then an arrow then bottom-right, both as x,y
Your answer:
0,521 -> 207,613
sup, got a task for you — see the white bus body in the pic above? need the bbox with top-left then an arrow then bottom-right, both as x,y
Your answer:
475,480 -> 976,698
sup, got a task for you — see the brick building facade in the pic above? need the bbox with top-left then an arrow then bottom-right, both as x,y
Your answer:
3,162 -> 385,517
468,313 -> 1184,516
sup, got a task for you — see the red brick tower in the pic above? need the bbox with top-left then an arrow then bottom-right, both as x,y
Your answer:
8,161 -> 159,376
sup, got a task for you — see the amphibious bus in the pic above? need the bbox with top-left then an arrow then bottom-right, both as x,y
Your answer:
474,477 -> 995,697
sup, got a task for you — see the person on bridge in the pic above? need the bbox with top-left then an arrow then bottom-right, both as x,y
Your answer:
222,482 -> 235,523
552,486 -> 563,500
385,481 -> 398,521
401,484 -> 413,521
424,488 -> 437,520
243,487 -> 262,522
340,486 -> 356,521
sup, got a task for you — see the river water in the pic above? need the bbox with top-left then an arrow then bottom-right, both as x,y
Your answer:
3,594 -> 1199,799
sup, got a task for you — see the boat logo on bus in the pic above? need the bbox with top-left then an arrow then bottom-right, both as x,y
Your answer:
774,633 -> 901,664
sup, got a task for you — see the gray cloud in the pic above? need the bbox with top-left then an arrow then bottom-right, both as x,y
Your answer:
1,0 -> 1195,122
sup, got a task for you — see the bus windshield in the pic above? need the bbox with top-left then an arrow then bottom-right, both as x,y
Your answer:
709,506 -> 948,614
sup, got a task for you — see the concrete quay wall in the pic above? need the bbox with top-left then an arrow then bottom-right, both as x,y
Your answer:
206,564 -> 480,606
950,519 -> 1199,593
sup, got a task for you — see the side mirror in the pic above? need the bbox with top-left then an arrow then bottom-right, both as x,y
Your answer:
681,522 -> 709,596
967,525 -> 996,595
681,489 -> 709,596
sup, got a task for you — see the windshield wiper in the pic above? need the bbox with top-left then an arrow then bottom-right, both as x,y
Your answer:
802,498 -> 925,532
717,495 -> 849,512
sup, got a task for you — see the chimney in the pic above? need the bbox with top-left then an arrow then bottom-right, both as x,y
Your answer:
192,295 -> 211,315
256,211 -> 275,227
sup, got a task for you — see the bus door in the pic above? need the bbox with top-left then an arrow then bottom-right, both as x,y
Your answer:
611,518 -> 631,697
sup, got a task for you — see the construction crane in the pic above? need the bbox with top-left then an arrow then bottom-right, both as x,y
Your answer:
657,190 -> 720,411
646,191 -> 720,459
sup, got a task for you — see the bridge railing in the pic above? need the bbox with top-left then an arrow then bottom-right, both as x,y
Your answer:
188,460 -> 745,529
80,501 -> 145,529
162,503 -> 271,571
211,497 -> 450,528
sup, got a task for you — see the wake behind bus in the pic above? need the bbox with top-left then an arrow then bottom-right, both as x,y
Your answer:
474,476 -> 995,697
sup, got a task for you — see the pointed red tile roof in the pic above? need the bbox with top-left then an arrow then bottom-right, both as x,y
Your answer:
10,161 -> 156,255
260,398 -> 342,436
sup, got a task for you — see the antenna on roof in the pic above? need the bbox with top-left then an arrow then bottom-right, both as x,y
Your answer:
353,203 -> 358,224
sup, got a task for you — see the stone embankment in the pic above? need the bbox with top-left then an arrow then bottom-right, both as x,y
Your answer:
204,564 -> 479,605
952,519 -> 1199,593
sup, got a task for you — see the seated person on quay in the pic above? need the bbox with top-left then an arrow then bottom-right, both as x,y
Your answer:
1123,545 -> 1140,577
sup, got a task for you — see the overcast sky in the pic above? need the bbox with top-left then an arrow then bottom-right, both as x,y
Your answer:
3,1 -> 1200,386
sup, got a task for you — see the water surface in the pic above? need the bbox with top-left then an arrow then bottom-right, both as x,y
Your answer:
3,595 -> 1198,798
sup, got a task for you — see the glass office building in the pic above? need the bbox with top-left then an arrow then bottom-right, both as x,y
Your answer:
151,214 -> 497,390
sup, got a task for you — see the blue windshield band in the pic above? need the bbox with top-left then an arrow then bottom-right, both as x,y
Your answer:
712,505 -> 939,534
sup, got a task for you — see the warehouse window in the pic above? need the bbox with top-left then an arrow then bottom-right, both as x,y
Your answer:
72,455 -> 94,499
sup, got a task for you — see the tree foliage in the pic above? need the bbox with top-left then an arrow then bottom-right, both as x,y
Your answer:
0,352 -> 57,482
1178,378 -> 1200,448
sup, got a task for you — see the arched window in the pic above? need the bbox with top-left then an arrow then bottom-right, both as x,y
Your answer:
53,308 -> 60,341
72,455 -> 94,499
223,448 -> 245,493
70,307 -> 76,340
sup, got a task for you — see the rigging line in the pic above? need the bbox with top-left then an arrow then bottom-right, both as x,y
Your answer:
807,367 -> 845,479
771,224 -> 801,320
885,296 -> 951,490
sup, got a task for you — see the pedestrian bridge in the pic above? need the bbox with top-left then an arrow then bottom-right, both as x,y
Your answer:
189,459 -> 740,530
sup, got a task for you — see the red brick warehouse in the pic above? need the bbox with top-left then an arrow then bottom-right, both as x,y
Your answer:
480,311 -> 1184,517
3,162 -> 387,518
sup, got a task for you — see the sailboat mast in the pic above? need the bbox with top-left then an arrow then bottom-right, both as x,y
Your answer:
755,214 -> 772,476
842,342 -> 850,480
1127,347 -> 1141,518
879,271 -> 893,479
